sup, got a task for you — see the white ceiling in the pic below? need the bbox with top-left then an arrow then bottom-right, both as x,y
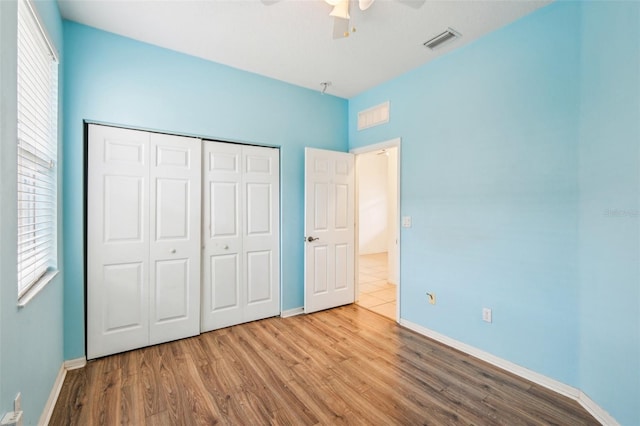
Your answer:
57,0 -> 551,98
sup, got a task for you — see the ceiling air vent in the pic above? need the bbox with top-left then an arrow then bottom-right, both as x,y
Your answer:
423,28 -> 461,50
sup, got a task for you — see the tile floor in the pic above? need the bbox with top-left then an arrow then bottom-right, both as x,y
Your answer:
356,252 -> 396,320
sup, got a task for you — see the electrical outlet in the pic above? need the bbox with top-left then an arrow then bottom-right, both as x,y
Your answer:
427,292 -> 436,305
401,216 -> 412,228
0,411 -> 23,426
482,308 -> 492,323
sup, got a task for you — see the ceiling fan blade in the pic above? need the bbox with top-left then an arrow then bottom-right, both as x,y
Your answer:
332,17 -> 350,39
359,0 -> 375,11
329,0 -> 350,20
397,0 -> 425,9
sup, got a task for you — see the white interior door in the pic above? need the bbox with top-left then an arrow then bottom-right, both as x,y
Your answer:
304,147 -> 355,314
87,125 -> 151,359
149,133 -> 201,345
201,141 -> 280,331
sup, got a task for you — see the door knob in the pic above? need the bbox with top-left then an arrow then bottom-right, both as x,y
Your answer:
223,244 -> 229,250
306,236 -> 319,242
170,249 -> 176,254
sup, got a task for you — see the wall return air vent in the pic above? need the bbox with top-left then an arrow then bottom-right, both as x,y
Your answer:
358,101 -> 390,131
423,27 -> 461,50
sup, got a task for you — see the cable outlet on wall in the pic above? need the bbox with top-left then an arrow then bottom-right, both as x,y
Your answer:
427,292 -> 436,305
482,308 -> 492,323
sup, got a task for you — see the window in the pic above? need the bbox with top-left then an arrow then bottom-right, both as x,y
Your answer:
16,0 -> 59,301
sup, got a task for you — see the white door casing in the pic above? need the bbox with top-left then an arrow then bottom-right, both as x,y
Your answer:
351,138 -> 401,320
201,141 -> 280,331
304,147 -> 355,314
87,124 -> 201,359
386,147 -> 400,286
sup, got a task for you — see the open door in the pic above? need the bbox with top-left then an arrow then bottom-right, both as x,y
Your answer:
304,148 -> 355,314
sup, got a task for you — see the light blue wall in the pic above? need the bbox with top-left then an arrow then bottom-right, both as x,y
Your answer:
349,1 -> 640,423
578,2 -> 640,425
0,0 -> 65,424
62,21 -> 348,359
351,1 -> 581,384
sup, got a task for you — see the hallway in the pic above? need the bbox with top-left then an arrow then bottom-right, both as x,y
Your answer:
356,252 -> 396,320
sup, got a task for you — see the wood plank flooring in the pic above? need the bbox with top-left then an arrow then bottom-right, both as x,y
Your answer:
50,305 -> 599,425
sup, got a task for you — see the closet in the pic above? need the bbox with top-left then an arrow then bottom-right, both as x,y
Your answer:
87,125 -> 280,359
87,124 -> 202,359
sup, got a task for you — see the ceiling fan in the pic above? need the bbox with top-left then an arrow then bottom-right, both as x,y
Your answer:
327,0 -> 370,39
263,0 -> 425,40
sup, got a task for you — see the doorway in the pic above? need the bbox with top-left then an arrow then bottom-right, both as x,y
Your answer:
352,139 -> 400,321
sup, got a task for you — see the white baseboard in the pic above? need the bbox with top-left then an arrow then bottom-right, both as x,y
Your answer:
281,307 -> 304,318
38,363 -> 66,426
399,319 -> 618,426
39,358 -> 87,425
64,357 -> 87,370
579,391 -> 619,426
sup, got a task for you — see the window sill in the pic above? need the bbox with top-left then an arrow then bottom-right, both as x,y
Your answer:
17,270 -> 59,308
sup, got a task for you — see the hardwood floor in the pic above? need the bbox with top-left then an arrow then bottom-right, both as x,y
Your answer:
50,305 -> 599,425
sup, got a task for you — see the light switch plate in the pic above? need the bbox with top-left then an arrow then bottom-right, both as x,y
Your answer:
482,308 -> 492,323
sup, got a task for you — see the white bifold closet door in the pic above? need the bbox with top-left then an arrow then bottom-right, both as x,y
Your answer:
201,141 -> 280,332
87,124 -> 201,359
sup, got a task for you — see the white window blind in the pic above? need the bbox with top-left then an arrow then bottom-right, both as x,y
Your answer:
17,0 -> 59,297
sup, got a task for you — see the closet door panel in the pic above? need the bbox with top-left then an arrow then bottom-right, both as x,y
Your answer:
246,183 -> 271,234
103,176 -> 144,242
211,182 -> 239,238
243,146 -> 280,322
156,178 -> 189,239
103,262 -> 144,330
154,259 -> 189,321
246,250 -> 272,303
149,133 -> 201,345
87,125 -> 150,360
208,253 -> 242,331
210,254 -> 240,309
201,142 -> 244,331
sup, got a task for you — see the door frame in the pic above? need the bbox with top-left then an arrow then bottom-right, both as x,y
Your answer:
350,137 -> 401,322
